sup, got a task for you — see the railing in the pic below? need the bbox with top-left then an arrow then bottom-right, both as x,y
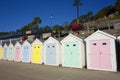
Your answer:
0,38 -> 21,46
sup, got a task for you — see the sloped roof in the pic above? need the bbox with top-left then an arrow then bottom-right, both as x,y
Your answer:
85,30 -> 116,41
31,38 -> 43,45
61,33 -> 84,43
44,37 -> 59,44
22,40 -> 31,46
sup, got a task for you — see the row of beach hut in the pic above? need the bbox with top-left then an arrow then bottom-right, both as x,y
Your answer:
0,30 -> 120,72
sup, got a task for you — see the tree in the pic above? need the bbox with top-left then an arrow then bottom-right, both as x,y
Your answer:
114,0 -> 120,12
106,6 -> 115,16
93,5 -> 115,20
42,25 -> 52,33
70,19 -> 83,32
63,22 -> 70,31
78,11 -> 93,23
72,23 -> 79,31
73,0 -> 82,19
70,11 -> 93,31
52,24 -> 63,33
19,16 -> 42,31
20,25 -> 29,31
86,11 -> 93,21
32,16 -> 42,24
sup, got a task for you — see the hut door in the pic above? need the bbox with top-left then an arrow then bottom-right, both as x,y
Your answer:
0,48 -> 2,59
4,47 -> 7,59
46,43 -> 56,64
90,41 -> 100,68
99,40 -> 111,69
90,40 -> 111,69
32,44 -> 41,63
64,42 -> 79,67
23,46 -> 29,62
71,42 -> 79,67
15,46 -> 21,61
9,47 -> 13,60
64,42 -> 71,66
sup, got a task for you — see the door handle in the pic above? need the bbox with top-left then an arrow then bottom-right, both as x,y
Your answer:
100,52 -> 101,55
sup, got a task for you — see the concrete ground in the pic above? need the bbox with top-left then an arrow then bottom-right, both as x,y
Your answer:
0,60 -> 120,80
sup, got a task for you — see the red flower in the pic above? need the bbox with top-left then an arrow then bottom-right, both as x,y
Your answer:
72,23 -> 79,31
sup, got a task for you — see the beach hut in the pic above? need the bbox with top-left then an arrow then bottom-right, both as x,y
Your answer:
14,42 -> 22,62
3,44 -> 8,60
117,36 -> 120,70
118,36 -> 120,40
85,30 -> 117,72
31,38 -> 43,64
22,40 -> 31,63
0,45 -> 2,59
8,42 -> 14,61
44,37 -> 61,66
61,34 -> 85,68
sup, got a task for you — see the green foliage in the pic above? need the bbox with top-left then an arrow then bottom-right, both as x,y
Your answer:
94,5 -> 115,20
114,0 -> 120,12
20,16 -> 42,31
70,11 -> 93,24
52,24 -> 63,33
70,0 -> 120,31
63,22 -> 70,31
79,11 -> 93,22
93,0 -> 120,20
42,25 -> 52,33
33,17 -> 42,24
73,0 -> 82,6
16,0 -> 120,33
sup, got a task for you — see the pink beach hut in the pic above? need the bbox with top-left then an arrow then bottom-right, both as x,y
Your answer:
14,42 -> 22,62
85,30 -> 117,72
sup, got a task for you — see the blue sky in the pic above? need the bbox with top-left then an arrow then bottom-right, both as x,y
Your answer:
0,0 -> 116,32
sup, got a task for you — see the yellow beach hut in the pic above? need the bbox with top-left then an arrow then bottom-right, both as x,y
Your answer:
0,45 -> 2,59
31,38 -> 43,64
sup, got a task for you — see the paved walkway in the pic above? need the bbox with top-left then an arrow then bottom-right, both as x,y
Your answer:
0,60 -> 120,80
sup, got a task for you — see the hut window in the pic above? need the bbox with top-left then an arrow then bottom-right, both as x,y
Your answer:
66,44 -> 69,47
52,45 -> 55,48
73,44 -> 76,46
103,43 -> 107,45
93,43 -> 96,45
38,46 -> 40,48
48,46 -> 50,48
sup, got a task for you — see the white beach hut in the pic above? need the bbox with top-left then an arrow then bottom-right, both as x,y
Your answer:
8,42 -> 14,61
3,44 -> 8,60
61,34 -> 85,68
44,37 -> 61,66
85,30 -> 117,72
22,40 -> 31,63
